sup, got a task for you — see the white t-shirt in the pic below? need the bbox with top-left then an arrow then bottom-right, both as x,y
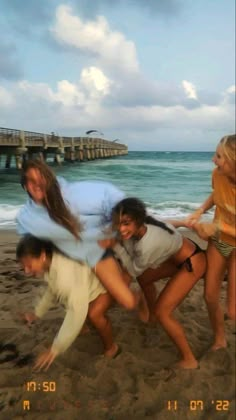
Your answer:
113,223 -> 183,278
35,252 -> 106,354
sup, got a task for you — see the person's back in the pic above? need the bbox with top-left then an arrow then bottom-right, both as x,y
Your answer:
44,251 -> 106,307
17,178 -> 125,266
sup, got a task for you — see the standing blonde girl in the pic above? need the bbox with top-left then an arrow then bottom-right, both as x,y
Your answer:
186,134 -> 236,350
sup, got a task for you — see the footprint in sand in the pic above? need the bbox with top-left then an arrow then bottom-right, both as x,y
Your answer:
0,343 -> 19,363
3,249 -> 15,255
200,348 -> 232,373
0,342 -> 34,367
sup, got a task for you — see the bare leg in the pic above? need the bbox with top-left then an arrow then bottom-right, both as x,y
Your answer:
204,241 -> 227,350
121,269 -> 149,322
94,257 -> 138,310
88,293 -> 118,357
226,250 -> 236,321
138,261 -> 178,322
155,252 -> 206,368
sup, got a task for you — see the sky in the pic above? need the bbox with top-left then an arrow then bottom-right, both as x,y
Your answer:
0,0 -> 235,151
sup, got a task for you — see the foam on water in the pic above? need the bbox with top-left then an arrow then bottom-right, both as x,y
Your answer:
0,204 -> 23,228
0,201 -> 213,228
148,204 -> 213,221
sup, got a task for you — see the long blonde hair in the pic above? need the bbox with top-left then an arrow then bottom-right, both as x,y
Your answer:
220,134 -> 236,163
21,159 -> 82,240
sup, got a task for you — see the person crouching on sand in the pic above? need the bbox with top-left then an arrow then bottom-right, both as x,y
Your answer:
98,198 -> 206,369
16,234 -> 120,371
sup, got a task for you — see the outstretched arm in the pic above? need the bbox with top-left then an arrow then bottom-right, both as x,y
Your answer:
193,220 -> 236,241
34,267 -> 90,371
185,193 -> 214,226
164,219 -> 189,228
35,288 -> 55,318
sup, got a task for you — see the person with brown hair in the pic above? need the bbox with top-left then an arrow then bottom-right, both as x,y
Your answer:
16,235 -> 120,371
99,197 -> 206,369
16,159 -> 139,311
186,134 -> 236,350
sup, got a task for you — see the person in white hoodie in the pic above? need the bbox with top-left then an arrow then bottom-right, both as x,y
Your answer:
16,234 -> 120,371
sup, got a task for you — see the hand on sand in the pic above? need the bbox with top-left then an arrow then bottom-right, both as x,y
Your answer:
33,347 -> 58,371
20,312 -> 38,326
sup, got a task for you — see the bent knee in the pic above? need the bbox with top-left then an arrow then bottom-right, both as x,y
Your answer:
155,306 -> 169,322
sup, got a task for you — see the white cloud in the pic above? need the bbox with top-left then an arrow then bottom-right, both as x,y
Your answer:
17,80 -> 55,101
80,66 -> 112,97
54,80 -> 85,106
0,79 -> 233,135
226,85 -> 236,94
0,7 -> 234,150
182,80 -> 198,100
0,86 -> 14,107
51,5 -> 139,74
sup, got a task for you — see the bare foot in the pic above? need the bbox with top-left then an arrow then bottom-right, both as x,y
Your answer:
211,340 -> 227,351
104,343 -> 121,358
174,359 -> 199,369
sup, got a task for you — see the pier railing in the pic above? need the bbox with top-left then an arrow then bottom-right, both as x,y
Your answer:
0,127 -> 128,168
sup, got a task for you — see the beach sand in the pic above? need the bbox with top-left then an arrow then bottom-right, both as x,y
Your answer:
0,229 -> 235,420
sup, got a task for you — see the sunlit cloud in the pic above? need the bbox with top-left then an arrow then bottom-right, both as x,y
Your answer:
182,80 -> 198,100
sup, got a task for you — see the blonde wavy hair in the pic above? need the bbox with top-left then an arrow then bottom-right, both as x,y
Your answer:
220,134 -> 236,163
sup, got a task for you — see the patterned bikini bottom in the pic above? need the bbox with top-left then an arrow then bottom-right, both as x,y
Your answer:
211,236 -> 236,258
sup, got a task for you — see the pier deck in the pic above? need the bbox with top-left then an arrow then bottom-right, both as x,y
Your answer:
0,127 -> 128,168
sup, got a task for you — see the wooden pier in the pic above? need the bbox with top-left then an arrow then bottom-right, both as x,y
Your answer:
0,127 -> 128,169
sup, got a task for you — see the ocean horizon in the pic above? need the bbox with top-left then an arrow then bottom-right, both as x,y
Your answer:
0,151 -> 215,228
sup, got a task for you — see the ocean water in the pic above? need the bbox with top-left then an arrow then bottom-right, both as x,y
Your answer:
0,151 -> 215,228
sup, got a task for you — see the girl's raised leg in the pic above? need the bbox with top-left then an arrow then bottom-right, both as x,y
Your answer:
94,257 -> 138,310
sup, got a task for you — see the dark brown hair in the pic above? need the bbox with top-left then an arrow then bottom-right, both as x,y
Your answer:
112,197 -> 174,235
16,234 -> 54,260
21,159 -> 82,239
